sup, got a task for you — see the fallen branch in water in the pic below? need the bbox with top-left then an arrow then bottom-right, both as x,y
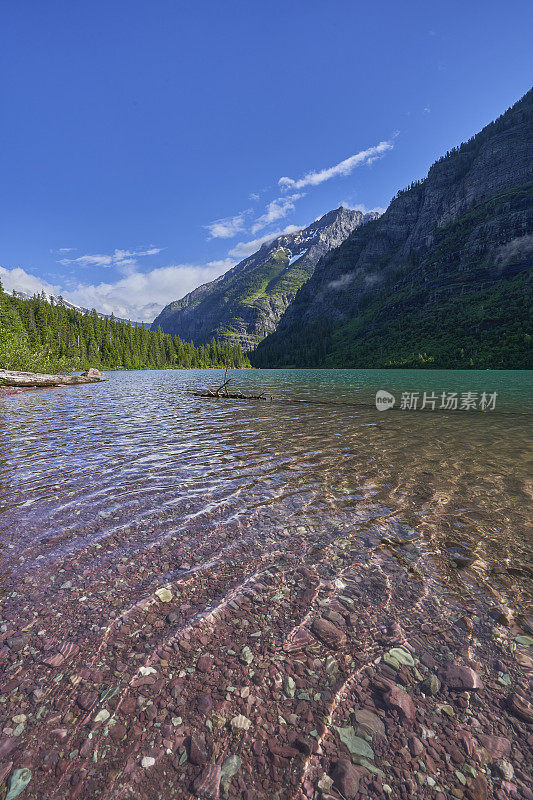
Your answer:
200,391 -> 273,400
200,366 -> 273,400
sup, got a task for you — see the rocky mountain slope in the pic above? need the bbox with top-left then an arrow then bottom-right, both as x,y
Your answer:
152,207 -> 372,348
252,88 -> 533,369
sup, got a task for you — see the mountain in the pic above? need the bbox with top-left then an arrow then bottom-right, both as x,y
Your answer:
152,207 -> 373,349
252,89 -> 533,369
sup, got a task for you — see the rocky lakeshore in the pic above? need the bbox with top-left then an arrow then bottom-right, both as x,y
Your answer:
0,515 -> 531,800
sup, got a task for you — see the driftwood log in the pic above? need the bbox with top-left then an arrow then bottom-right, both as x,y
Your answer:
0,368 -> 106,387
200,392 -> 273,400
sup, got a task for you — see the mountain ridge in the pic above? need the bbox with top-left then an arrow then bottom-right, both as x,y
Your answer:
152,207 -> 376,348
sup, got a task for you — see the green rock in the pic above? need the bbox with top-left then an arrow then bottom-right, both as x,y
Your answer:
437,704 -> 454,717
455,770 -> 467,785
515,635 -> 533,647
221,755 -> 242,794
353,756 -> 385,777
283,676 -> 296,698
325,655 -> 339,676
240,646 -> 253,665
421,674 -> 441,696
389,647 -> 415,667
383,653 -> 400,670
5,768 -> 32,800
334,726 -> 374,759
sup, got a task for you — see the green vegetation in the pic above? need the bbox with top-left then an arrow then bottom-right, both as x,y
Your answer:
0,284 -> 250,372
252,185 -> 533,369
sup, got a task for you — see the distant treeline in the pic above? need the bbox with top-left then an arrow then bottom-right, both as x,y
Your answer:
0,284 -> 250,372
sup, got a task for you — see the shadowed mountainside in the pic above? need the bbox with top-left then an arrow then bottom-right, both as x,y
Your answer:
252,89 -> 533,369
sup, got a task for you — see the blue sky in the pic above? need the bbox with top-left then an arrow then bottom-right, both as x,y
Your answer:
1,0 -> 531,321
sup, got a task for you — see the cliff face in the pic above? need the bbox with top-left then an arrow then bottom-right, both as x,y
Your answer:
252,89 -> 533,369
151,207 -> 367,349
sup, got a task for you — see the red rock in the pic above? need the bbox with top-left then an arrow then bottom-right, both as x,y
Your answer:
311,617 -> 346,650
324,609 -> 345,627
41,652 -> 65,667
0,738 -> 16,759
189,733 -> 209,765
6,633 -> 30,651
196,694 -> 213,715
408,736 -> 424,756
331,759 -> 362,799
192,763 -> 221,799
57,641 -> 80,659
196,656 -> 213,673
283,627 -> 313,652
465,773 -> 488,800
121,697 -> 137,715
110,723 -> 127,741
267,739 -> 299,759
444,664 -> 482,691
384,685 -> 416,724
77,692 -> 98,711
508,692 -> 533,723
477,735 -> 511,759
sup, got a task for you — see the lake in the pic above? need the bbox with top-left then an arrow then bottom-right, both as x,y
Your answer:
0,368 -> 532,799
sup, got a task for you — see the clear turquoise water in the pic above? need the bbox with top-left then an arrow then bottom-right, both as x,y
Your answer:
1,368 -> 532,606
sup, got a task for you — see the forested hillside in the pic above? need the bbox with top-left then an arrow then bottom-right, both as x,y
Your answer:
0,285 -> 250,372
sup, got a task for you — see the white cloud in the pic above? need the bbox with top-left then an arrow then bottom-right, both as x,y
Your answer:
228,225 -> 303,260
205,210 -> 251,239
58,247 -> 76,253
248,192 -> 261,201
423,106 -> 431,114
59,247 -> 163,273
1,260 -> 233,323
0,266 -> 61,298
251,193 -> 305,234
278,140 -> 394,191
67,262 -> 236,321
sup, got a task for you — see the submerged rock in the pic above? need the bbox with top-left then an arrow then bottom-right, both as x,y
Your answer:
230,714 -> 251,731
192,763 -> 222,800
445,664 -> 483,691
4,768 -> 32,800
384,686 -> 416,724
189,732 -> 209,765
331,760 -> 362,799
353,708 -> 386,739
334,726 -> 374,759
311,617 -> 346,649
220,755 -> 242,795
